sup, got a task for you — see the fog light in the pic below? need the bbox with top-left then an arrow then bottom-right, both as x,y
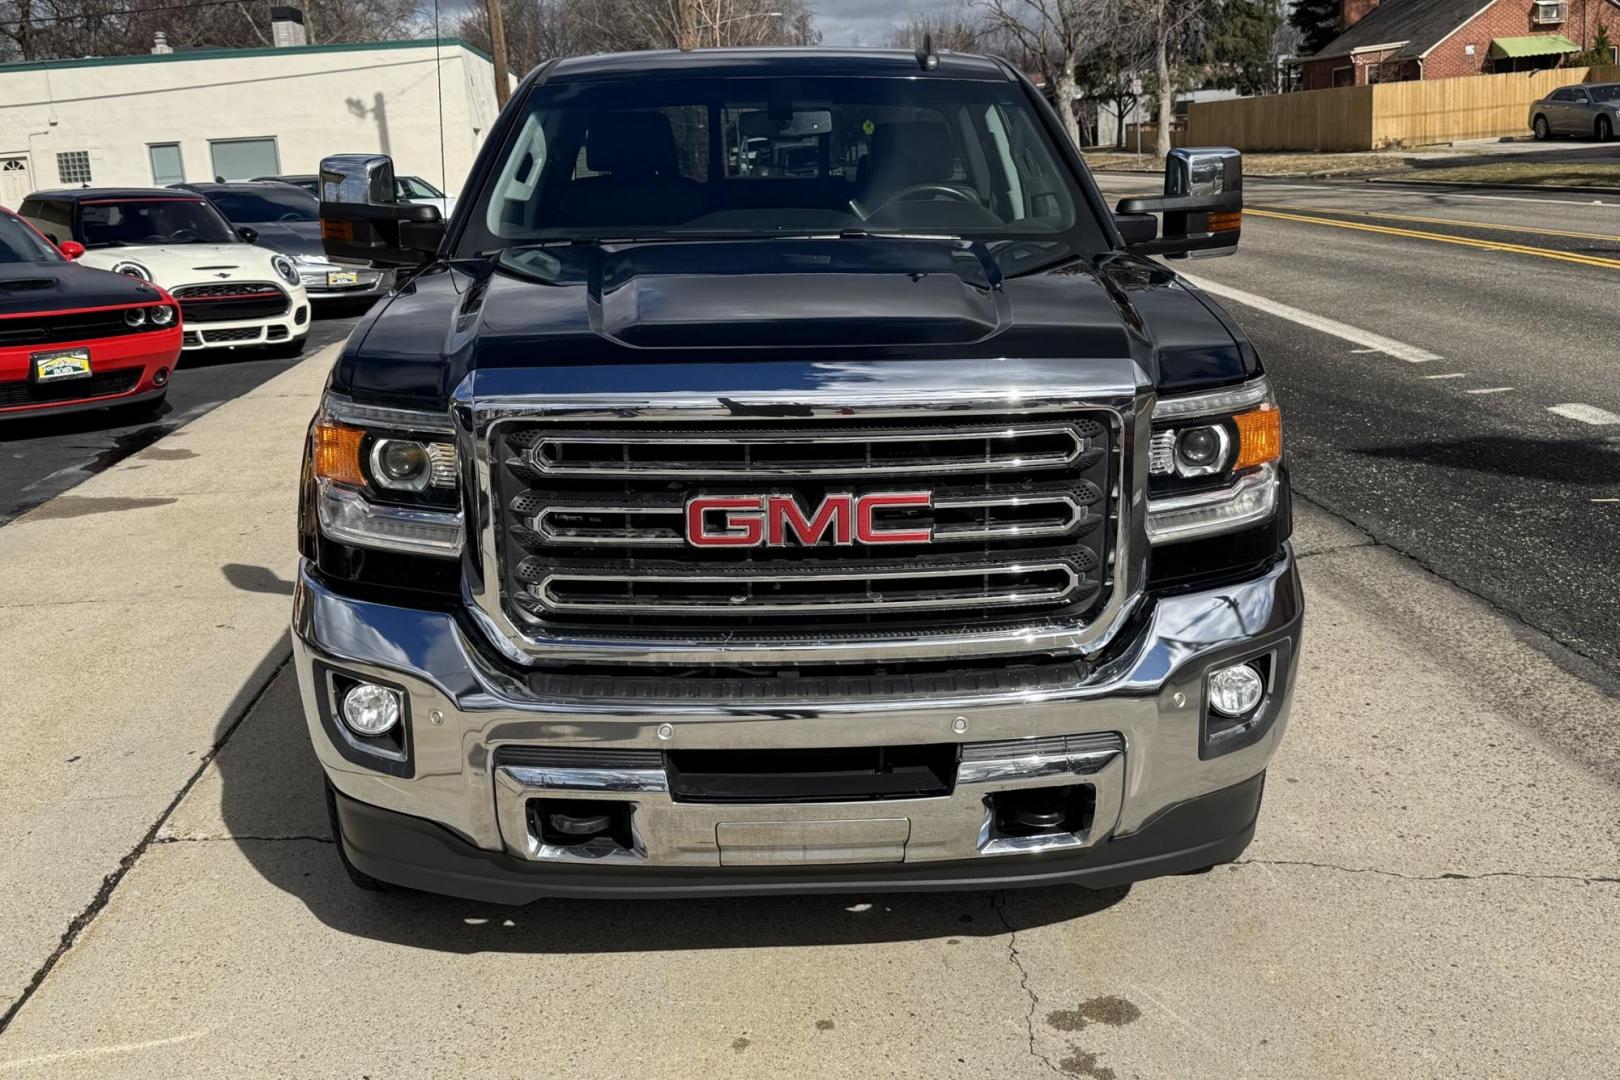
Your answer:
341,682 -> 401,736
153,367 -> 169,386
1208,663 -> 1264,717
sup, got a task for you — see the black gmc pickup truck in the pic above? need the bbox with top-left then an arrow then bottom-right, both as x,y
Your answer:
297,47 -> 1301,902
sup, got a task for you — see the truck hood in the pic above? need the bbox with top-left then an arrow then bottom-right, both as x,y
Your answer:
340,239 -> 1256,403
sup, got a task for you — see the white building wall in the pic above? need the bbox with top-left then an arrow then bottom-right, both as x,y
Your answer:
0,39 -> 507,207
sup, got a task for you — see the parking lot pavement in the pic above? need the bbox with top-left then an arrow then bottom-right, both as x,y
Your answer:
0,356 -> 1616,1076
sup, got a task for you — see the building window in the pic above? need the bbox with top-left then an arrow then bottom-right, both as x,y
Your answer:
56,151 -> 92,185
1531,0 -> 1565,25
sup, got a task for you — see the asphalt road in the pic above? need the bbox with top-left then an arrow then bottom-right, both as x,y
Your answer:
1097,172 -> 1620,679
0,299 -> 367,525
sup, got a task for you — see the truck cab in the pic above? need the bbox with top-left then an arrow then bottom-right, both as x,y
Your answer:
296,48 -> 1301,901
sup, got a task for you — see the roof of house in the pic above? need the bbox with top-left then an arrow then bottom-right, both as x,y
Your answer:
1306,0 -> 1491,61
0,37 -> 494,76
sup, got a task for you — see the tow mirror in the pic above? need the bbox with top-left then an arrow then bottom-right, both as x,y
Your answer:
58,240 -> 85,260
1114,147 -> 1243,260
318,153 -> 445,267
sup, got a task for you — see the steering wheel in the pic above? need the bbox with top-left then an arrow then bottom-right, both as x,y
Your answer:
867,182 -> 980,216
277,213 -> 305,223
166,228 -> 200,243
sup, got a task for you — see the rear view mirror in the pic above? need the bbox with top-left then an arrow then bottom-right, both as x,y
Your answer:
1114,147 -> 1243,260
58,240 -> 84,260
237,226 -> 259,244
737,109 -> 834,139
318,153 -> 444,267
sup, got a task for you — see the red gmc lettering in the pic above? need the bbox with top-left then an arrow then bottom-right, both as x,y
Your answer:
686,493 -> 932,547
855,492 -> 934,544
767,495 -> 853,546
686,496 -> 765,547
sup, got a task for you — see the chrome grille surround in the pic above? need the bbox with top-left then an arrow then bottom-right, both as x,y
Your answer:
457,362 -> 1150,666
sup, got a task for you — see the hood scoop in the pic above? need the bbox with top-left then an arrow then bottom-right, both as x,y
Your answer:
191,264 -> 239,271
590,239 -> 1003,349
0,278 -> 57,292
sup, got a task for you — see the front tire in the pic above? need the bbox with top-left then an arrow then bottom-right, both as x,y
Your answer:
1598,116 -> 1614,143
1533,115 -> 1550,141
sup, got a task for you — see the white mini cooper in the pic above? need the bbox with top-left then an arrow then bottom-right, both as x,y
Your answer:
18,188 -> 313,356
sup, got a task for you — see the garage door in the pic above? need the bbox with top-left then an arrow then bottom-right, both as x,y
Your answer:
209,138 -> 279,181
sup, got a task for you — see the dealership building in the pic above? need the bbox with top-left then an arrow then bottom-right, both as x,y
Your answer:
0,18 -> 510,208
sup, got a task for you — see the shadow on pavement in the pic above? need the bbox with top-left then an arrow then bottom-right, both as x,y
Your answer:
215,664 -> 1129,955
1356,434 -> 1620,486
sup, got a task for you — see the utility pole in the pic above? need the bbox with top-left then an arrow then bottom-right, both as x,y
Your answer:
486,0 -> 511,107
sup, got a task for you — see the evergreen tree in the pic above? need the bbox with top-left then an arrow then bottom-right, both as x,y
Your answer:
1289,0 -> 1341,55
1210,0 -> 1284,94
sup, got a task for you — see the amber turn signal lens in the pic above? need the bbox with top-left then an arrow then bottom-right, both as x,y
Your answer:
321,219 -> 354,242
1231,403 -> 1282,472
1207,210 -> 1242,233
313,421 -> 366,487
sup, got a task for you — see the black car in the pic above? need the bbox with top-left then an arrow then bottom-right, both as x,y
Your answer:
176,181 -> 392,301
300,47 -> 1300,903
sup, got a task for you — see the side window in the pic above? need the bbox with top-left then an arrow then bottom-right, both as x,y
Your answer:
1571,89 -> 1589,103
1550,88 -> 1574,102
22,200 -> 72,244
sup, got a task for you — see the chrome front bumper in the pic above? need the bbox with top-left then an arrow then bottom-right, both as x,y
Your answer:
293,552 -> 1302,877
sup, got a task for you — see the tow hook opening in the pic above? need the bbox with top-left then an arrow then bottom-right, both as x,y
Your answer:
987,785 -> 1096,840
530,799 -> 636,851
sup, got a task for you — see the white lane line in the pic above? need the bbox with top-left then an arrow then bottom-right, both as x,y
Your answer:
1548,403 -> 1620,425
1465,387 -> 1515,394
1424,372 -> 1469,379
1177,274 -> 1441,363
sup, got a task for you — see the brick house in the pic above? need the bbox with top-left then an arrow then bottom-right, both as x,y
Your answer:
1297,0 -> 1620,90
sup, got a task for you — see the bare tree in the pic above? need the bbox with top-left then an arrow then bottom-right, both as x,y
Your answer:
1137,0 -> 1216,156
977,0 -> 1091,146
884,0 -> 989,52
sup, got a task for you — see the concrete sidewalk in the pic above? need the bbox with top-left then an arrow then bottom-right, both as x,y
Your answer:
0,345 -> 336,1020
1,355 -> 1617,1077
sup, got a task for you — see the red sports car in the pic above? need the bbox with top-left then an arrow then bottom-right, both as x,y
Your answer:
0,207 -> 181,422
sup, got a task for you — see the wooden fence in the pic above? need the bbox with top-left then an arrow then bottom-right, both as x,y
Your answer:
1186,65 -> 1620,151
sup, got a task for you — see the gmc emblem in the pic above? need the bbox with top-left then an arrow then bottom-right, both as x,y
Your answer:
685,492 -> 933,548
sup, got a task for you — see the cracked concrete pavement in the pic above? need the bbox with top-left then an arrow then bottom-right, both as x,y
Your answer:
1,349 -> 1618,1077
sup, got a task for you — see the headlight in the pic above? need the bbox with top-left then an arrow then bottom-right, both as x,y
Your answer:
271,254 -> 299,286
292,253 -> 332,267
1147,377 -> 1283,544
111,261 -> 151,280
311,400 -> 461,557
123,307 -> 147,327
149,304 -> 177,326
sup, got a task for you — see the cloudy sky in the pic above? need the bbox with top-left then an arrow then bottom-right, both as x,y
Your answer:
813,0 -> 945,45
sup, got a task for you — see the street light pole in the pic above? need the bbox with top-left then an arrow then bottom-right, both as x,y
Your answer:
486,0 -> 511,107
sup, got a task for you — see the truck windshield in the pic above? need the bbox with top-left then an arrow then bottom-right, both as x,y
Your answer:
463,74 -> 1106,261
79,198 -> 238,247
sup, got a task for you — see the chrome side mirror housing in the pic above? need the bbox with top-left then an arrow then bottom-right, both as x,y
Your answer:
319,154 -> 400,206
1114,147 -> 1244,260
318,153 -> 443,267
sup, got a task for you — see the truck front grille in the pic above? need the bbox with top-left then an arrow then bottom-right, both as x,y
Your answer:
489,412 -> 1117,643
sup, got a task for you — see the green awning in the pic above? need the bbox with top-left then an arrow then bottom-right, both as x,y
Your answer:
1488,34 -> 1579,60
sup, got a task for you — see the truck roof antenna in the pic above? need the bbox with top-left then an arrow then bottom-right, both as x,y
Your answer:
916,33 -> 938,71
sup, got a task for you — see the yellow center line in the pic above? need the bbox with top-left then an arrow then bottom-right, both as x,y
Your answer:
1245,208 -> 1620,271
1249,203 -> 1620,243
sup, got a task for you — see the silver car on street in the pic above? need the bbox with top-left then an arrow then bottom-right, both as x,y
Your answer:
1529,82 -> 1620,141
